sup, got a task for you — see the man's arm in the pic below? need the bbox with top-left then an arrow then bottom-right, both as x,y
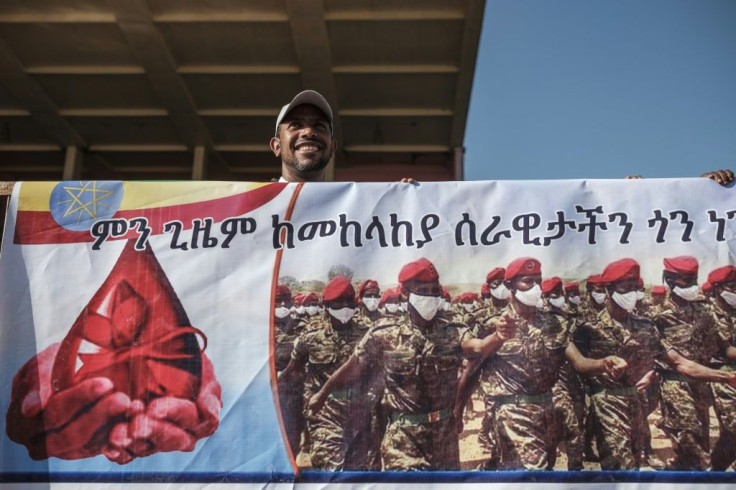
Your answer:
565,342 -> 627,377
307,355 -> 365,416
701,169 -> 734,186
667,348 -> 736,386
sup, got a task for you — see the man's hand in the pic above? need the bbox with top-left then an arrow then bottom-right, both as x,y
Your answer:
399,178 -> 417,184
6,343 -> 133,460
306,391 -> 327,420
102,354 -> 222,464
701,169 -> 734,186
635,370 -> 656,393
602,356 -> 628,380
496,314 -> 517,341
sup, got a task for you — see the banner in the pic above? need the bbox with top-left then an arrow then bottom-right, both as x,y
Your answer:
2,179 -> 736,487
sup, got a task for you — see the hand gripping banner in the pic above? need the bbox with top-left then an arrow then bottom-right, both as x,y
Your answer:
2,179 -> 736,488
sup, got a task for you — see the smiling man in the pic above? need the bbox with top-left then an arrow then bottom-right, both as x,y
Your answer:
270,90 -> 337,183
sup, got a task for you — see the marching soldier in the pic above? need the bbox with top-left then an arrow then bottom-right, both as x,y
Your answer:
564,281 -> 583,318
355,279 -> 382,327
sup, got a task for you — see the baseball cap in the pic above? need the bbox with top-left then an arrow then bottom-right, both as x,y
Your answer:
274,90 -> 333,136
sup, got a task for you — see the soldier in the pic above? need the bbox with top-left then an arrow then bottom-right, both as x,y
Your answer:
453,292 -> 481,329
273,285 -> 306,455
650,286 -> 667,306
706,266 -> 736,470
564,281 -> 582,317
302,291 -> 322,318
356,279 -> 382,327
379,287 -> 402,317
462,258 -> 618,470
651,256 -> 736,470
309,258 -> 468,470
279,276 -> 371,470
542,277 -> 585,470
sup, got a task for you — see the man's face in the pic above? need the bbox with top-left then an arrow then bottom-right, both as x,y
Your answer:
270,104 -> 336,173
544,284 -> 564,299
324,296 -> 357,310
402,280 -> 442,298
361,288 -> 380,299
509,274 -> 541,292
664,272 -> 697,289
488,278 -> 504,290
609,279 -> 639,296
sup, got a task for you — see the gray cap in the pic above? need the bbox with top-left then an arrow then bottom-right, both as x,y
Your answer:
274,90 -> 333,136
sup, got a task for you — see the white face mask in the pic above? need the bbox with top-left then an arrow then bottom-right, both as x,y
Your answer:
442,300 -> 451,312
591,291 -> 606,305
327,307 -> 356,324
491,284 -> 511,300
462,303 -> 475,313
305,305 -> 319,316
363,297 -> 380,312
274,306 -> 291,319
400,301 -> 408,312
612,291 -> 638,312
408,293 -> 441,321
636,291 -> 645,301
720,290 -> 736,308
515,284 -> 542,308
673,285 -> 700,302
569,295 -> 581,306
385,303 -> 399,313
295,306 -> 305,315
549,296 -> 567,310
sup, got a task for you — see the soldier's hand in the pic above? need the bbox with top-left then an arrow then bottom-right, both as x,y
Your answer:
635,370 -> 655,393
306,392 -> 326,419
727,373 -> 736,389
496,314 -> 517,341
701,169 -> 734,186
453,406 -> 464,434
602,356 -> 628,380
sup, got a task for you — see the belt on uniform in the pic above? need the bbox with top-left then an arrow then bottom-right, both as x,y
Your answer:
489,392 -> 552,405
592,385 -> 639,397
329,388 -> 356,400
388,408 -> 451,425
660,371 -> 698,383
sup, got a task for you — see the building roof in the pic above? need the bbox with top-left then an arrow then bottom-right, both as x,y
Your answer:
0,0 -> 485,181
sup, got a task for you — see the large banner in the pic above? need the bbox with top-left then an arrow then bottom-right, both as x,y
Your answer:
2,179 -> 736,487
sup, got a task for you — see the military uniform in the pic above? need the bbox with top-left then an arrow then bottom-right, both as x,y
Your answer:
292,315 -> 370,470
474,305 -> 569,470
275,315 -> 306,454
652,300 -> 722,470
353,315 -> 468,470
709,304 -> 736,470
574,309 -> 662,469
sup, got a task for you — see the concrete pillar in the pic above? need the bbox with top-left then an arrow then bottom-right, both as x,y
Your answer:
63,146 -> 83,180
453,146 -> 464,181
192,146 -> 207,180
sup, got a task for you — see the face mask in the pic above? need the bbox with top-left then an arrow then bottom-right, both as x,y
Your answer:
720,290 -> 736,308
400,301 -> 408,312
569,295 -> 581,306
491,284 -> 511,300
385,303 -> 399,314
462,303 -> 475,313
305,305 -> 319,316
612,291 -> 638,312
295,306 -> 305,315
328,307 -> 356,324
673,285 -> 700,302
515,284 -> 542,308
591,291 -> 606,305
636,291 -> 645,301
442,300 -> 451,312
549,296 -> 567,310
408,293 -> 441,321
363,297 -> 380,312
274,307 -> 291,319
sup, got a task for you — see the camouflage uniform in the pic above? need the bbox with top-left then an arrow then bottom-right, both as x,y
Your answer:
275,316 -> 305,453
474,305 -> 569,470
471,313 -> 501,468
652,300 -> 722,470
573,309 -> 661,469
291,315 -> 370,470
353,315 -> 468,470
709,304 -> 736,471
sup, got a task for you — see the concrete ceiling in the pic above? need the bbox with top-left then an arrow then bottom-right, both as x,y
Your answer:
0,0 -> 485,182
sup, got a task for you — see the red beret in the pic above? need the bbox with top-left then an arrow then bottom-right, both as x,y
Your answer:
398,258 -> 439,284
275,284 -> 292,300
663,256 -> 699,275
541,277 -> 563,295
480,283 -> 490,296
441,286 -> 451,300
486,267 -> 506,283
600,258 -> 640,284
650,285 -> 666,296
302,291 -> 320,304
379,287 -> 400,306
563,281 -> 580,293
702,281 -> 712,293
505,257 -> 541,281
637,277 -> 644,288
451,293 -> 462,304
586,274 -> 603,286
358,279 -> 379,297
322,276 -> 355,302
292,292 -> 304,306
460,292 -> 478,303
708,266 -> 736,286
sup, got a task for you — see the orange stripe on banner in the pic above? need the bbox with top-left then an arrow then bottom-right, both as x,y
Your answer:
269,182 -> 304,476
14,183 -> 287,245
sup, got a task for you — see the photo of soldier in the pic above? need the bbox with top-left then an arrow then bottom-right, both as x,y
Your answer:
302,292 -> 322,318
309,258 -> 469,470
651,256 -> 736,470
355,280 -> 382,327
279,276 -> 373,470
705,265 -> 736,471
564,281 -> 582,318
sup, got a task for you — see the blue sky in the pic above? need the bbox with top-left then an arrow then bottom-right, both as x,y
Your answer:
464,0 -> 736,180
